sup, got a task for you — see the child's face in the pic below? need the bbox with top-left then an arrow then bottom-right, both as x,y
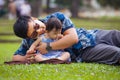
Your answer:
47,28 -> 61,39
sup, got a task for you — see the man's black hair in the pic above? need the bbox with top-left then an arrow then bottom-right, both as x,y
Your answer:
13,16 -> 31,38
46,17 -> 62,32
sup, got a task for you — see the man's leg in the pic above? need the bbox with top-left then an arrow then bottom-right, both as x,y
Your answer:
96,30 -> 120,47
81,44 -> 120,65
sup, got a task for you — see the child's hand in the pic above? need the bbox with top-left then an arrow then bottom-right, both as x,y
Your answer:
57,34 -> 63,39
27,49 -> 35,55
26,54 -> 36,63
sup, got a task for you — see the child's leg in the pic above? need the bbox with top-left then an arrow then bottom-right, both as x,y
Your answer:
35,53 -> 48,62
57,52 -> 70,61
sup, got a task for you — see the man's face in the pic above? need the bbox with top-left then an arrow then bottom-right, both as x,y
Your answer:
27,19 -> 46,39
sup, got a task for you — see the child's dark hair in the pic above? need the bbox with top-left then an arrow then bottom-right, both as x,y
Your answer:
46,17 -> 62,32
13,16 -> 31,38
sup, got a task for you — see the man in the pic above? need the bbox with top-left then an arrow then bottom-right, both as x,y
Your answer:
13,12 -> 120,65
13,12 -> 78,62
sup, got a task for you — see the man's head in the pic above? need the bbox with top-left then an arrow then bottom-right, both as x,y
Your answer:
13,15 -> 46,39
13,16 -> 30,38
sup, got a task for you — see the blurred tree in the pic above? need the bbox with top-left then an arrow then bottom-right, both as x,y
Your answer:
28,0 -> 42,17
55,0 -> 82,18
71,0 -> 80,18
46,0 -> 50,13
97,0 -> 120,10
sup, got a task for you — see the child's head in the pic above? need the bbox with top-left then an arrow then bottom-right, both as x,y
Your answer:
46,17 -> 62,39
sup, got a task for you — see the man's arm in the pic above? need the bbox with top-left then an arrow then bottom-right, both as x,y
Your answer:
12,39 -> 30,61
36,28 -> 78,54
51,28 -> 78,50
13,38 -> 39,62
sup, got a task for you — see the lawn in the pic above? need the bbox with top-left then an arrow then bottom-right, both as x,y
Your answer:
0,17 -> 120,80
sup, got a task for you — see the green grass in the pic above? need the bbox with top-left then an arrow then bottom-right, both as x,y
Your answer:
0,43 -> 20,63
0,17 -> 120,80
0,19 -> 15,33
0,35 -> 21,40
0,62 -> 120,80
71,18 -> 120,30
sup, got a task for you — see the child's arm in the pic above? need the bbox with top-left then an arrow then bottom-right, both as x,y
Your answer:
27,37 -> 42,54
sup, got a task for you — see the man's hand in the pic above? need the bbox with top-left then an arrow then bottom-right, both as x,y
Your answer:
36,42 -> 48,54
25,53 -> 36,62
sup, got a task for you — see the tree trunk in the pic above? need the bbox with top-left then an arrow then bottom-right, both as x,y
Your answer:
31,0 -> 42,17
46,0 -> 50,13
70,0 -> 80,18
